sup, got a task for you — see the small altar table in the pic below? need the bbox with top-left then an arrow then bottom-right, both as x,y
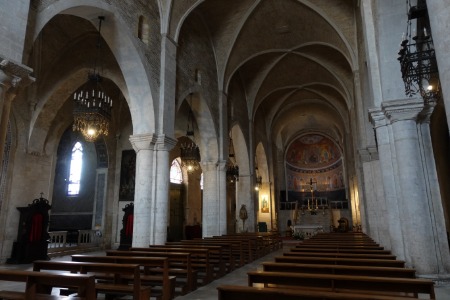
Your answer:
293,225 -> 324,238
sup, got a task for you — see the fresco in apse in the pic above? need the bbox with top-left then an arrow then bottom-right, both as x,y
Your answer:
286,134 -> 344,192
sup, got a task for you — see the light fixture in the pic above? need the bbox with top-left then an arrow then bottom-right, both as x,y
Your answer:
73,16 -> 112,142
397,0 -> 440,103
255,175 -> 262,191
226,135 -> 239,182
180,100 -> 201,172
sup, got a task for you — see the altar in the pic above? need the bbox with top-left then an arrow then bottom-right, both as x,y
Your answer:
293,225 -> 324,238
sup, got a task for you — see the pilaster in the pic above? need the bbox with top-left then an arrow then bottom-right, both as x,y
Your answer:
380,98 -> 450,275
369,107 -> 405,261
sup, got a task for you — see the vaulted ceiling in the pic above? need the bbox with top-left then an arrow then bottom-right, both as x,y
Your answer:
180,0 -> 357,149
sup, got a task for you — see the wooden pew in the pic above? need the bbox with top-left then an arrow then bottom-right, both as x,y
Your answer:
217,285 -> 421,300
292,247 -> 392,255
201,237 -> 253,263
214,235 -> 264,260
247,271 -> 435,299
283,251 -> 397,260
106,250 -> 196,295
262,262 -> 416,278
226,232 -> 283,251
167,241 -> 235,271
71,254 -> 175,300
33,260 -> 151,300
274,255 -> 406,268
131,246 -> 213,285
164,243 -> 227,277
0,270 -> 95,300
296,244 -> 385,250
191,239 -> 244,268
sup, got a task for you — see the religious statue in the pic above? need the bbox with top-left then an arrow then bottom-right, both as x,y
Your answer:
239,204 -> 248,232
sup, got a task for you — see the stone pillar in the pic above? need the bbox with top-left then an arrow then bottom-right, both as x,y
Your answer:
201,161 -> 227,237
0,58 -> 34,170
130,134 -> 155,247
359,147 -> 391,247
369,108 -> 406,261
383,98 -> 450,275
417,99 -> 450,274
152,134 -> 177,244
0,69 -> 12,121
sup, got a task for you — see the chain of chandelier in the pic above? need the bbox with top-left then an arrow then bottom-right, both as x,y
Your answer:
73,16 -> 112,142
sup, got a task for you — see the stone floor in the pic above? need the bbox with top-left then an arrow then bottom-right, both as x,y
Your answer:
1,243 -> 450,299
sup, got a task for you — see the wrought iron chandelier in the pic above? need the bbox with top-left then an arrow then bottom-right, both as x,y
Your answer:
180,104 -> 201,172
226,136 -> 239,182
73,16 -> 112,142
397,0 -> 440,103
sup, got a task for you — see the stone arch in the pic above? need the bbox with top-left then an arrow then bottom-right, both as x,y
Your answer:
28,1 -> 156,154
180,92 -> 218,163
231,123 -> 254,232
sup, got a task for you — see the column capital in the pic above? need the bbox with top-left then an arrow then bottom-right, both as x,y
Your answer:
381,98 -> 424,124
216,160 -> 227,171
154,134 -> 178,151
130,133 -> 178,152
129,133 -> 156,152
368,107 -> 386,128
0,56 -> 34,88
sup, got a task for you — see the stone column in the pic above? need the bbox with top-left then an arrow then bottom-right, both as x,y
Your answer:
417,99 -> 450,274
383,98 -> 450,275
0,69 -> 12,121
369,108 -> 405,260
201,161 -> 227,237
0,58 -> 33,170
152,134 -> 177,244
130,134 -> 155,247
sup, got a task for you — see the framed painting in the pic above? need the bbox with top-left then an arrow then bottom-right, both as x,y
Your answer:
119,150 -> 136,201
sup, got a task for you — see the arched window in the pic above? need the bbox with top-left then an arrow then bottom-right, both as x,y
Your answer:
137,15 -> 150,45
170,159 -> 183,184
67,142 -> 83,195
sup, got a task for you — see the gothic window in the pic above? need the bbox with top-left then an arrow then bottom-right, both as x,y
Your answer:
67,142 -> 83,196
170,159 -> 183,184
137,15 -> 150,45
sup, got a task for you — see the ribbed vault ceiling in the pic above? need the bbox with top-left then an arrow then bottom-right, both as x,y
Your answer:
183,0 -> 356,149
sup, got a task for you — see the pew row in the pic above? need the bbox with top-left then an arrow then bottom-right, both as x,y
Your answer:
132,246 -> 214,284
262,262 -> 416,278
217,285 -> 423,300
247,271 -> 435,299
292,247 -> 391,255
274,255 -> 406,267
33,260 -> 151,300
106,250 -> 196,294
283,251 -> 397,260
71,254 -> 175,300
0,269 -> 95,300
